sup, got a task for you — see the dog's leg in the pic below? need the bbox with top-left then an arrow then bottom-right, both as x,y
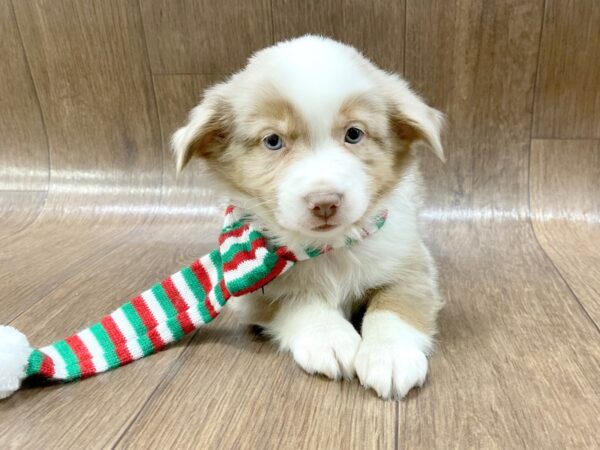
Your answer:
267,300 -> 361,380
355,243 -> 442,399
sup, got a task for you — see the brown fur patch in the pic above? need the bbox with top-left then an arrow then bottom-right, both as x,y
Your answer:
331,92 -> 419,208
365,246 -> 443,336
191,111 -> 231,159
336,93 -> 388,140
247,96 -> 309,143
178,75 -> 438,229
202,90 -> 310,215
392,118 -> 422,142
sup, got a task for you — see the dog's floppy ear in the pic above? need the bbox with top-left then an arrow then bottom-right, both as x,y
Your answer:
171,84 -> 231,172
385,75 -> 445,161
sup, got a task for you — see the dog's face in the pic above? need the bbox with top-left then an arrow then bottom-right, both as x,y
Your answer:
173,36 -> 443,242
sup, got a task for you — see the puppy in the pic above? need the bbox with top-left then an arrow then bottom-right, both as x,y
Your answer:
172,35 -> 444,399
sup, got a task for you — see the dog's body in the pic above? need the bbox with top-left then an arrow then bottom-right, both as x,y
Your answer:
173,36 -> 444,399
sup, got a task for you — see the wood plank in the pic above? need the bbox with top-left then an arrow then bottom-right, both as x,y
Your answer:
115,322 -> 395,449
272,0 -> 405,73
0,0 -> 48,190
401,220 -> 600,449
1,3 -> 599,449
13,0 -> 163,211
153,74 -> 223,220
0,219 -> 148,325
140,0 -> 272,74
533,0 -> 600,138
3,220 -> 597,447
0,220 -> 215,448
400,2 -> 599,448
0,191 -> 46,241
530,139 -> 600,325
406,0 -> 543,214
1,0 -> 164,323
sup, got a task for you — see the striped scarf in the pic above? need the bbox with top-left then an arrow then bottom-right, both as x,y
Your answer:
0,205 -> 387,398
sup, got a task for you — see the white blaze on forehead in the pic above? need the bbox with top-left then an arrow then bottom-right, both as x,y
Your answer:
247,36 -> 375,136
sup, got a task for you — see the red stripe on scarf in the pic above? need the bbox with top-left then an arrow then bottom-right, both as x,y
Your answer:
204,294 -> 217,319
190,260 -> 212,294
101,316 -> 133,365
190,260 -> 217,319
65,335 -> 96,377
222,237 -> 267,272
131,295 -> 164,350
275,246 -> 298,262
39,354 -> 55,378
161,278 -> 195,334
219,278 -> 230,299
218,223 -> 250,244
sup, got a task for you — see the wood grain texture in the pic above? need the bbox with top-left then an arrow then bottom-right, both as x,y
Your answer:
13,0 -> 163,213
533,0 -> 600,138
0,191 -> 47,240
400,221 -> 600,449
0,221 -> 213,448
115,311 -> 395,450
0,0 -> 164,323
153,74 -> 223,223
530,139 -> 600,325
399,2 -> 600,448
0,0 -> 48,190
272,0 -> 405,73
406,0 -> 543,215
140,0 -> 272,74
1,1 -> 600,449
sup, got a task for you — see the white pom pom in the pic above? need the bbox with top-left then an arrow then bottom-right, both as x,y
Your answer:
0,326 -> 32,399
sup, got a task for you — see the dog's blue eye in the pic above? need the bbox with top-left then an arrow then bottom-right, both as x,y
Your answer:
263,133 -> 284,151
345,127 -> 364,144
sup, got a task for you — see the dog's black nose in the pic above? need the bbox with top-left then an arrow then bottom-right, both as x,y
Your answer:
305,192 -> 342,219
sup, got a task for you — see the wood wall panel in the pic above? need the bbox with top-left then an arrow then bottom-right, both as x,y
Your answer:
0,0 -> 48,191
0,191 -> 46,240
153,74 -> 223,225
272,0 -> 405,73
406,0 -> 543,215
12,0 -> 163,212
530,139 -> 600,325
530,139 -> 600,220
0,0 -> 165,323
140,0 -> 272,74
533,0 -> 600,138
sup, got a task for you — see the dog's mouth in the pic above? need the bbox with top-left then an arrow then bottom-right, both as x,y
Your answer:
311,223 -> 339,232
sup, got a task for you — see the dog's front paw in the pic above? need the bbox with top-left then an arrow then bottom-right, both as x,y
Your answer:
289,319 -> 361,380
355,339 -> 428,399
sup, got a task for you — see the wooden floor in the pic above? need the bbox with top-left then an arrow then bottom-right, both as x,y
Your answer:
1,0 -> 600,448
0,139 -> 598,449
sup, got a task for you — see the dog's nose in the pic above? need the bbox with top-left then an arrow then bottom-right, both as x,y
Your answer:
305,192 -> 342,219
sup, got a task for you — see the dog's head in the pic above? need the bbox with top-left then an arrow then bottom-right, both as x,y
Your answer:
173,36 -> 443,243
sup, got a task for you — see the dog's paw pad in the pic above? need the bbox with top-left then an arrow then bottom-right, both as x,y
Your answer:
355,340 -> 428,399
